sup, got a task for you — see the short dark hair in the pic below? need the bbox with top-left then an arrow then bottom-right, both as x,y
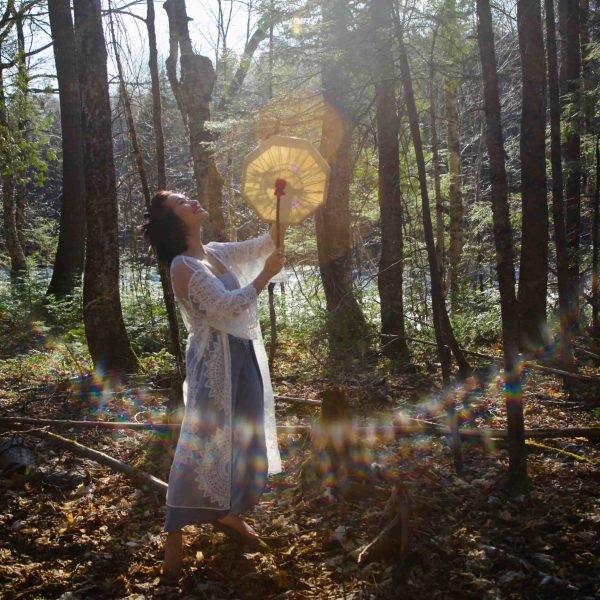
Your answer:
143,190 -> 188,266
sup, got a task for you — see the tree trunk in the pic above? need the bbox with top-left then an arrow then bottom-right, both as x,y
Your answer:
476,0 -> 528,491
371,0 -> 410,365
13,12 -> 28,258
108,6 -> 183,375
394,12 -> 470,380
74,0 -> 137,375
268,282 -> 277,369
164,0 -> 226,243
559,0 -> 582,324
445,78 -> 463,310
217,16 -> 269,114
0,55 -> 27,275
146,0 -> 167,191
46,0 -> 86,298
593,135 -> 600,337
15,183 -> 25,253
146,0 -> 184,381
517,0 -> 549,350
580,0 -> 594,266
545,0 -> 575,369
1,172 -> 26,274
317,0 -> 368,361
395,22 -> 463,471
430,75 -> 445,288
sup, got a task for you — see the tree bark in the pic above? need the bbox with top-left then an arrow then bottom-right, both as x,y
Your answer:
316,0 -> 368,361
46,0 -> 86,298
164,0 -> 226,243
476,0 -> 528,490
74,0 -> 137,374
15,183 -> 25,253
545,0 -> 575,369
517,0 -> 549,350
371,0 -> 410,365
1,172 -> 26,274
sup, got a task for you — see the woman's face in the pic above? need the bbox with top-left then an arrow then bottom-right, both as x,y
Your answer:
165,193 -> 209,229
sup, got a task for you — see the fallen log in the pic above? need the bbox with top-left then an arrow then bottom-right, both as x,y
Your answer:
8,426 -> 167,496
1,417 -> 598,442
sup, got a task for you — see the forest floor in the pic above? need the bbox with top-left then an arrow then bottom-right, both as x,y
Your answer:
0,340 -> 599,600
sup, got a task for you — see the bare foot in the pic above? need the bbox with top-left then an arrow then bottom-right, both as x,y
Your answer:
162,530 -> 183,579
217,514 -> 259,539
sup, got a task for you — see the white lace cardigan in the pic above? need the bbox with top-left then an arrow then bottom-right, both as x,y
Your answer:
167,232 -> 282,511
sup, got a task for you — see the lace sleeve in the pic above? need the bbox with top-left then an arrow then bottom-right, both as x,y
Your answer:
207,232 -> 275,270
171,257 -> 257,320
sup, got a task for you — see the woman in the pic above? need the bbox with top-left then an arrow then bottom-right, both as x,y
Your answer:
143,190 -> 286,577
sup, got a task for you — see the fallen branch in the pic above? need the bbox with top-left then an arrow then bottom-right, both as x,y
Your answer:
380,333 -> 442,349
524,362 -> 600,382
525,440 -> 593,462
279,423 -> 600,442
275,395 -> 322,406
0,416 -> 176,431
573,344 -> 600,361
382,334 -> 600,383
10,426 -> 167,496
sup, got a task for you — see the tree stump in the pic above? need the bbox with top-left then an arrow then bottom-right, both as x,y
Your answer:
357,480 -> 410,567
298,385 -> 373,499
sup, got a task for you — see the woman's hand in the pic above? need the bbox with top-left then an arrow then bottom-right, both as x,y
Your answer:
264,248 -> 285,277
251,249 -> 285,294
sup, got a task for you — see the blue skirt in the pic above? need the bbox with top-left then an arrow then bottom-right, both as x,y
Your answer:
164,336 -> 267,532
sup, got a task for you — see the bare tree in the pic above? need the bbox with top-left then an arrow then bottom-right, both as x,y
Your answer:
0,5 -> 26,275
559,0 -> 582,324
476,0 -> 528,490
545,0 -> 574,368
395,13 -> 464,470
164,0 -> 226,242
46,0 -> 86,298
108,5 -> 183,374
